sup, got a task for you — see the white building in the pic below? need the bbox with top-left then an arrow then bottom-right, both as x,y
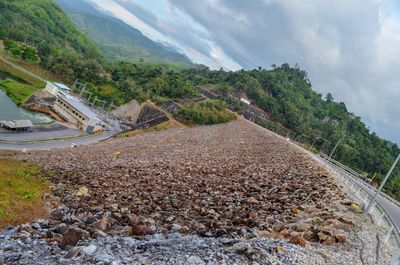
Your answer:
53,94 -> 104,133
45,82 -> 72,96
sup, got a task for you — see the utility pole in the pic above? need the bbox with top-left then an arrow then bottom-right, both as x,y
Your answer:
91,96 -> 97,107
79,83 -> 87,97
329,137 -> 342,158
109,101 -> 117,111
365,153 -> 400,213
311,136 -> 319,148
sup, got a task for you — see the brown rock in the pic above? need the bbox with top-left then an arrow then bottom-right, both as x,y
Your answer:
129,224 -> 152,236
317,229 -> 336,244
62,227 -> 83,246
289,236 -> 307,246
350,203 -> 362,214
46,233 -> 63,244
338,215 -> 354,225
280,228 -> 290,236
336,234 -> 346,243
323,237 -> 337,245
249,211 -> 258,220
294,223 -> 309,232
248,197 -> 259,204
258,230 -> 271,237
268,230 -> 285,240
341,200 -> 353,206
92,217 -> 110,231
290,208 -> 300,215
94,230 -> 108,237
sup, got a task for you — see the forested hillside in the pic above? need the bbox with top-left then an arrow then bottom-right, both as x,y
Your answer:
0,0 -> 104,82
56,0 -> 191,64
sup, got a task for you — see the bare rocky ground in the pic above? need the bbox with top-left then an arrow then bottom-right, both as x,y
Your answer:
112,99 -> 142,123
0,119 -> 396,264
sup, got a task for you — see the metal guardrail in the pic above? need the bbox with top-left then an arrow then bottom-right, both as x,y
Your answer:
313,153 -> 400,250
321,154 -> 400,209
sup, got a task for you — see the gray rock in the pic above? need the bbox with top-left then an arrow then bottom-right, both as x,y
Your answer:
94,252 -> 113,263
64,246 -> 83,259
3,252 -> 23,263
62,227 -> 83,246
82,245 -> 98,256
53,223 -> 68,235
186,255 -> 206,265
123,237 -> 136,248
31,222 -> 41,230
171,224 -> 182,233
230,242 -> 253,254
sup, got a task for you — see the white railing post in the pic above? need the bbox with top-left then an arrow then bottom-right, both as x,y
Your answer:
384,226 -> 395,244
377,212 -> 386,226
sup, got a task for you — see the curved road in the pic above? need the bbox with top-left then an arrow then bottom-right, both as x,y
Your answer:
0,131 -> 116,151
347,171 -> 400,229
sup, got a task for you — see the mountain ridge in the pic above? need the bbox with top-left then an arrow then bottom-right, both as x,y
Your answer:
56,0 -> 191,64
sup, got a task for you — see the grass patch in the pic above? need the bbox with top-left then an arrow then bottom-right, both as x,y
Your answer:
0,80 -> 42,105
0,159 -> 50,229
175,99 -> 237,125
118,119 -> 185,138
0,57 -> 44,87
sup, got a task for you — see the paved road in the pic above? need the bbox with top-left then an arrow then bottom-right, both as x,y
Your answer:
348,172 -> 400,229
0,123 -> 83,142
0,131 -> 116,151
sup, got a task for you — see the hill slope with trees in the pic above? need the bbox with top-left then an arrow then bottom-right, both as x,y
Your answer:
56,0 -> 191,64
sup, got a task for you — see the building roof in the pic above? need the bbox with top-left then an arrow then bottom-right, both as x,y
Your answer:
0,120 -> 33,129
58,94 -> 101,122
54,82 -> 72,91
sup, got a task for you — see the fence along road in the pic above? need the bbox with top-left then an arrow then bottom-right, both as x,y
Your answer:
320,154 -> 400,229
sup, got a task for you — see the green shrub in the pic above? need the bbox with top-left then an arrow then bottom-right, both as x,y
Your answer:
0,80 -> 41,105
176,99 -> 237,125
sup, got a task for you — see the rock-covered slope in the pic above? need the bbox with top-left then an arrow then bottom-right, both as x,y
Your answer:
1,119 -> 395,264
24,120 -> 351,241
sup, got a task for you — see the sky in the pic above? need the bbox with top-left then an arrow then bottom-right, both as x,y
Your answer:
85,0 -> 400,144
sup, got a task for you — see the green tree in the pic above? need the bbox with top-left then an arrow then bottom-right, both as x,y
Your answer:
21,46 -> 38,62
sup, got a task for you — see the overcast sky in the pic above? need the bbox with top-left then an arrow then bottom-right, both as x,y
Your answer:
85,0 -> 400,144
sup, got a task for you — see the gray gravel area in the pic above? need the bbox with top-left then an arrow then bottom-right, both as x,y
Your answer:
0,214 -> 396,265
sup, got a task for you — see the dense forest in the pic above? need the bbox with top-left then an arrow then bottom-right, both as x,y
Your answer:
0,0 -> 399,199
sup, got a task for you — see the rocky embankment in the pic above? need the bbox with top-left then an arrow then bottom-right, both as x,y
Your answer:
1,119 -> 395,264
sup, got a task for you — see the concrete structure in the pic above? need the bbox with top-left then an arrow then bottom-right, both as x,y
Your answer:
53,94 -> 104,133
240,98 -> 251,105
45,82 -> 72,96
0,120 -> 33,131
